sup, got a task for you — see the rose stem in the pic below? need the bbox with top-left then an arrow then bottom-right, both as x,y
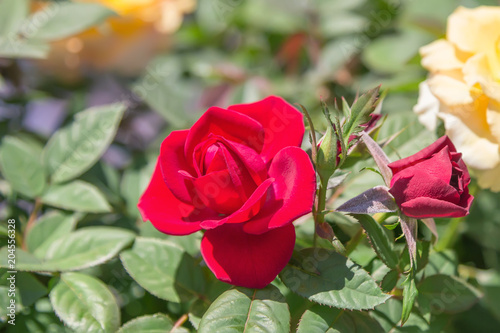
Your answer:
22,197 -> 42,250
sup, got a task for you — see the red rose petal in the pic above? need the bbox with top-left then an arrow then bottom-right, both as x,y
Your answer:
138,159 -> 206,235
243,147 -> 316,235
388,136 -> 457,175
400,196 -> 472,218
200,177 -> 275,230
229,96 -> 305,164
188,170 -> 245,215
218,137 -> 268,186
192,139 -> 227,176
184,107 -> 265,159
201,223 -> 295,289
389,169 -> 461,206
159,130 -> 195,204
218,142 -> 259,200
451,152 -> 471,185
398,147 -> 454,184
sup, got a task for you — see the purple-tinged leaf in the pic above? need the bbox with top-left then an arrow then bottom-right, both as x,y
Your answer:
400,214 -> 418,269
421,218 -> 438,242
336,186 -> 397,214
361,131 -> 392,186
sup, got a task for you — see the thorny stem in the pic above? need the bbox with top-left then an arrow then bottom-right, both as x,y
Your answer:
313,179 -> 328,248
316,178 -> 346,255
316,180 -> 328,225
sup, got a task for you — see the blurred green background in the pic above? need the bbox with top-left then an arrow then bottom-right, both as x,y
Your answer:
2,0 -> 500,332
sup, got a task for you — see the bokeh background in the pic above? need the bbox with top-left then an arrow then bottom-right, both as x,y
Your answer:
2,0 -> 500,332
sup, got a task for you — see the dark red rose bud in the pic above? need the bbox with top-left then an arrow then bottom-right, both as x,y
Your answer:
388,136 -> 473,219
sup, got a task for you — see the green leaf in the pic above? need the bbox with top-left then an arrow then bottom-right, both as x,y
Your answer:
26,211 -> 79,258
4,297 -> 73,333
417,274 -> 482,314
401,272 -> 418,325
399,241 -> 431,273
189,298 -> 206,330
13,272 -> 48,308
350,214 -> 399,269
41,180 -> 112,213
118,313 -> 188,333
465,190 -> 500,251
120,237 -> 204,303
0,136 -> 46,198
27,2 -> 115,41
476,270 -> 500,322
0,247 -> 43,271
49,272 -> 120,333
0,0 -> 29,35
0,224 -> 7,237
378,111 -> 437,160
1,227 -> 134,272
139,222 -> 202,256
297,305 -> 343,333
198,285 -> 290,333
423,250 -> 458,277
42,227 -> 134,272
43,103 -> 125,184
380,270 -> 399,293
362,31 -> 432,74
343,86 -> 379,140
280,248 -> 390,310
0,36 -> 49,59
0,285 -> 23,320
121,158 -> 155,218
132,56 -> 193,128
297,304 -> 385,333
371,298 -> 432,332
189,278 -> 232,330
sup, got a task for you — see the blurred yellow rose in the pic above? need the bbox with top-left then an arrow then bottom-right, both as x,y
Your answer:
35,0 -> 196,79
414,6 -> 500,192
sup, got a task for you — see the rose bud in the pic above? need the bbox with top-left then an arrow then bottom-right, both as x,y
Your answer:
138,96 -> 316,289
322,113 -> 382,170
316,124 -> 338,182
388,136 -> 474,218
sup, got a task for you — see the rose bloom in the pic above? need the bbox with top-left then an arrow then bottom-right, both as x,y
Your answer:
138,97 -> 316,288
35,0 -> 195,79
414,6 -> 500,192
389,136 -> 473,219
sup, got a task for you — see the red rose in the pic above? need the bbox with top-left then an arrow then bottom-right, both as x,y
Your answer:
138,96 -> 316,288
388,136 -> 473,218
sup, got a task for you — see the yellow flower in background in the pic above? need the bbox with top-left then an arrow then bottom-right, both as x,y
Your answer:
414,6 -> 500,192
35,0 -> 196,79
